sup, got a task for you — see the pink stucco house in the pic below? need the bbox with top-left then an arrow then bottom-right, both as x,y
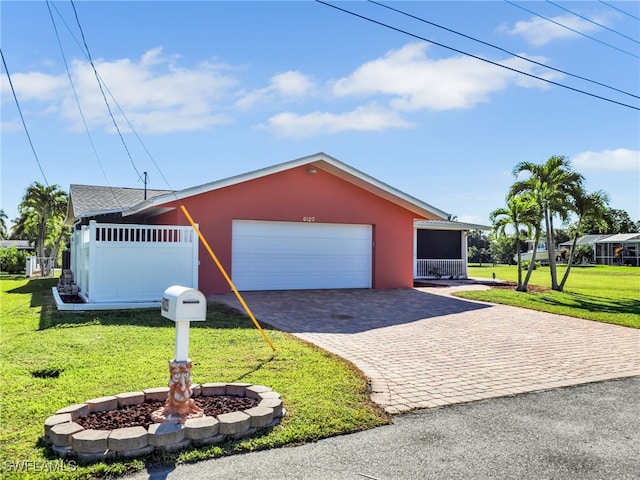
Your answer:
64,153 -> 486,307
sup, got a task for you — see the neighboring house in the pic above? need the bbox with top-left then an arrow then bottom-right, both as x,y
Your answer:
64,153 -> 488,307
0,240 -> 34,250
560,233 -> 640,267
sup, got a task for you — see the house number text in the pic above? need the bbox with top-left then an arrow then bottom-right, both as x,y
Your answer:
302,216 -> 315,222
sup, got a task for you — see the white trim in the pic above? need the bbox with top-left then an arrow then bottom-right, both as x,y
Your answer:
122,153 -> 450,220
52,288 -> 160,311
414,220 -> 491,231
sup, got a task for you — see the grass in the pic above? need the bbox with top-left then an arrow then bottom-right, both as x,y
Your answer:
0,276 -> 389,480
459,264 -> 640,329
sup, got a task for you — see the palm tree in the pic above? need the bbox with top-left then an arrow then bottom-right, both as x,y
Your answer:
0,209 -> 7,240
490,194 -> 540,291
558,188 -> 609,291
15,182 -> 68,260
510,156 -> 584,291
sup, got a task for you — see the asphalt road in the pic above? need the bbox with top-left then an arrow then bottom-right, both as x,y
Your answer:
125,376 -> 639,480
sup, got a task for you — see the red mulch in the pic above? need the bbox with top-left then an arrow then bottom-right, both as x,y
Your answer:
76,395 -> 258,430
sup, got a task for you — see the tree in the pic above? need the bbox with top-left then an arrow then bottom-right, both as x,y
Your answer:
0,209 -> 7,240
467,230 -> 491,265
558,188 -> 609,291
510,156 -> 584,291
603,209 -> 639,234
491,194 -> 540,291
14,183 -> 68,265
489,232 -> 517,265
579,208 -> 639,235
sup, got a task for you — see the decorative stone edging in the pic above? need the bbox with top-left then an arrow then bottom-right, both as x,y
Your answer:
44,383 -> 284,463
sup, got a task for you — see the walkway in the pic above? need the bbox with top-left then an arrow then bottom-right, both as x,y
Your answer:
210,286 -> 640,414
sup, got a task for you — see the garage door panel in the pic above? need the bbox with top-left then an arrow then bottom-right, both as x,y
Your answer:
232,220 -> 372,290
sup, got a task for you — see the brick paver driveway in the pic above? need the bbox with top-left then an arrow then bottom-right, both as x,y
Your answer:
210,286 -> 640,414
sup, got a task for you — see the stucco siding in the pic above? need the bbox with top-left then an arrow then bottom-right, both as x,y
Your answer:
152,164 -> 425,294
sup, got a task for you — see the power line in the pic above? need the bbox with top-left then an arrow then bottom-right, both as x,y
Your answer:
69,0 -> 144,184
316,1 -> 639,111
368,0 -> 639,100
45,0 -> 124,210
598,0 -> 640,22
48,1 -> 177,196
505,0 -> 639,59
545,0 -> 639,44
0,48 -> 50,187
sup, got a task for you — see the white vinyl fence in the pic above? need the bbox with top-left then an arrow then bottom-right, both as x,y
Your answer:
26,256 -> 57,278
71,221 -> 198,303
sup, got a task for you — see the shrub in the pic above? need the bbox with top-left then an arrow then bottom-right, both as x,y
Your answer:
519,259 -> 540,271
571,245 -> 593,264
428,266 -> 442,278
0,246 -> 28,274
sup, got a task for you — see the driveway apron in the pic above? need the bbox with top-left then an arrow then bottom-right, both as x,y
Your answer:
209,287 -> 640,414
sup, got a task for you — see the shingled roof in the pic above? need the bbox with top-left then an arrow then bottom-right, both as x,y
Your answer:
65,184 -> 174,225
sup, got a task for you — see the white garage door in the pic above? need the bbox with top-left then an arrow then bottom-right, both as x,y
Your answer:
232,220 -> 372,291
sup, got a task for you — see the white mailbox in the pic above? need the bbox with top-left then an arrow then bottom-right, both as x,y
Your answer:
161,285 -> 206,322
161,285 -> 207,362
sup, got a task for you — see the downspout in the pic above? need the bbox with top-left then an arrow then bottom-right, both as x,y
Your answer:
88,220 -> 97,302
463,231 -> 469,279
413,226 -> 418,279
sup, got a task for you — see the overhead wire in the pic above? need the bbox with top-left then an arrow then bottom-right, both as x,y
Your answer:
69,0 -> 144,184
47,0 -> 178,196
504,0 -> 639,59
45,0 -> 276,350
0,48 -> 50,187
316,1 -> 639,111
45,0 -> 124,210
597,0 -> 640,22
545,0 -> 639,44
368,0 -> 639,100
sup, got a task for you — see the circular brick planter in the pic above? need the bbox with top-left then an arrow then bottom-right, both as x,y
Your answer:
44,383 -> 284,463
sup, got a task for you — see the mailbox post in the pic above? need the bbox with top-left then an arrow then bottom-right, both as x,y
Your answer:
152,286 -> 207,423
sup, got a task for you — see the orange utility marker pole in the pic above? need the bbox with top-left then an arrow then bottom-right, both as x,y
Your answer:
180,205 -> 276,351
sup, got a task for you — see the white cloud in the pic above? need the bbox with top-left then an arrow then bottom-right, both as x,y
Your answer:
0,71 -> 68,102
503,13 -> 603,46
0,118 -> 23,132
331,43 -> 560,111
271,71 -> 314,97
573,149 -> 640,172
236,70 -> 314,109
262,104 -> 412,139
2,48 -> 237,134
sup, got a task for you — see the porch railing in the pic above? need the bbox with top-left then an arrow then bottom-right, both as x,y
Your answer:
415,259 -> 466,279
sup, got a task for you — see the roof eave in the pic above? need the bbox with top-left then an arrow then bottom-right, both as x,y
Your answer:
122,152 -> 450,220
414,220 -> 491,231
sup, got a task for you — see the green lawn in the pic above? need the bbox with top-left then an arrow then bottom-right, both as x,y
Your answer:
0,276 -> 389,480
460,264 -> 640,328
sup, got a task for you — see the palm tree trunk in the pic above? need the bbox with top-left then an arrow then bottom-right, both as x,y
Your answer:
558,220 -> 582,291
521,227 -> 541,291
515,236 -> 523,290
49,228 -> 67,274
545,210 -> 559,290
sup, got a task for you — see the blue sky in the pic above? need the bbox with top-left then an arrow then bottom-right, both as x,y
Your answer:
2,1 -> 639,230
